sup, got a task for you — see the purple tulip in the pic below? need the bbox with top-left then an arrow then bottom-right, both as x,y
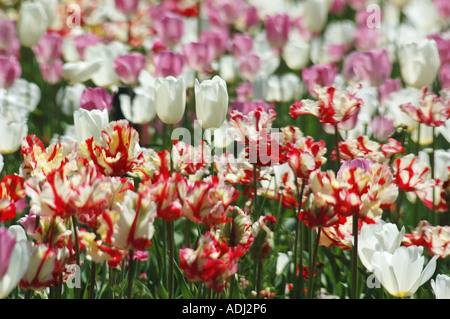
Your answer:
302,64 -> 338,98
153,50 -> 184,78
80,87 -> 113,113
342,49 -> 392,86
264,13 -> 291,49
113,52 -> 147,85
0,55 -> 21,88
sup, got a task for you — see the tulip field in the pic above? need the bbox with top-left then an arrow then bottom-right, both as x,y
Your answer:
0,0 -> 449,303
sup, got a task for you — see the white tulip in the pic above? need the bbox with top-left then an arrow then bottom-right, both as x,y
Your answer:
17,1 -> 48,47
195,75 -> 228,130
282,30 -> 310,71
302,0 -> 329,34
0,79 -> 41,118
73,108 -> 109,145
0,154 -> 3,173
0,226 -> 31,299
62,60 -> 102,84
119,87 -> 156,124
57,83 -> 87,116
0,117 -> 28,154
398,39 -> 440,89
431,274 -> 450,299
389,0 -> 412,8
84,41 -> 129,88
371,245 -> 438,298
154,76 -> 186,125
358,221 -> 405,272
403,0 -> 440,32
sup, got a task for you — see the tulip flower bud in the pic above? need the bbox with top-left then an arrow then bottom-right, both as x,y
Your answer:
154,13 -> 184,49
0,55 -> 21,88
80,87 -> 113,113
302,0 -> 329,34
17,1 -> 49,48
195,75 -> 229,130
0,226 -> 30,299
119,86 -> 156,124
73,108 -> 109,144
0,117 -> 28,154
114,0 -> 140,16
154,76 -> 186,125
113,52 -> 147,85
264,13 -> 291,49
399,39 -> 440,89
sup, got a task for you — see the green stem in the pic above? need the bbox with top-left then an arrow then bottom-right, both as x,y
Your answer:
127,249 -> 135,299
293,178 -> 306,298
89,262 -> 96,299
167,221 -> 174,299
71,216 -> 81,299
253,164 -> 258,218
431,126 -> 436,223
256,261 -> 263,299
334,125 -> 341,168
307,226 -> 321,299
351,212 -> 359,299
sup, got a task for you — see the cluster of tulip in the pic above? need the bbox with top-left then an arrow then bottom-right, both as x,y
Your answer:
0,0 -> 449,300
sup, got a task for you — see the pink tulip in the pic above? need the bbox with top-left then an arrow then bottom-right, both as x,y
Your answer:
439,63 -> 450,89
433,0 -> 450,20
0,55 -> 21,88
302,64 -> 338,98
342,49 -> 392,86
427,34 -> 450,64
200,29 -> 229,61
264,13 -> 291,49
354,27 -> 381,51
0,19 -> 20,57
32,32 -> 63,65
239,53 -> 261,82
153,50 -> 184,78
245,5 -> 260,30
182,41 -> 213,73
39,60 -> 63,84
216,0 -> 245,25
80,87 -> 113,113
370,116 -> 395,141
73,33 -> 102,60
378,78 -> 402,104
114,0 -> 140,16
113,52 -> 147,85
327,44 -> 350,63
349,0 -> 368,11
330,0 -> 347,14
231,33 -> 253,58
154,13 -> 184,49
